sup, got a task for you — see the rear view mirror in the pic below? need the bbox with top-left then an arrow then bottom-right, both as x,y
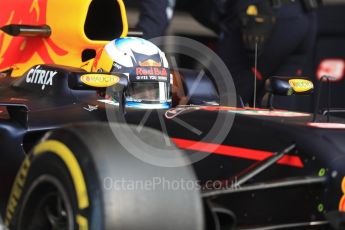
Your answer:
69,72 -> 128,115
265,76 -> 314,96
69,72 -> 128,91
264,76 -> 314,109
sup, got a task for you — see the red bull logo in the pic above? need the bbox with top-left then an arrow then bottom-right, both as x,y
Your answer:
139,59 -> 162,67
0,0 -> 68,71
136,67 -> 168,77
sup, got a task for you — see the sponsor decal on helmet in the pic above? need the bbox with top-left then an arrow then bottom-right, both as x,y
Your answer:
113,63 -> 123,71
25,65 -> 57,90
288,79 -> 314,93
134,67 -> 168,81
139,59 -> 162,67
80,74 -> 120,87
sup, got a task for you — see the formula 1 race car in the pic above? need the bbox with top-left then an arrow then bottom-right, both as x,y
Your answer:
1,0 -> 345,230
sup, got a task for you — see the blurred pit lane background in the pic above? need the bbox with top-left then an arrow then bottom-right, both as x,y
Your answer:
125,0 -> 345,114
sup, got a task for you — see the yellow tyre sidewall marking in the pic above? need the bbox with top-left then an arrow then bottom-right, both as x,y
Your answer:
34,140 -> 89,229
340,177 -> 345,211
4,157 -> 31,226
34,140 -> 89,209
77,214 -> 89,230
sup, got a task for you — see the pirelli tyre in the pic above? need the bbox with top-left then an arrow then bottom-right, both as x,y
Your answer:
4,123 -> 203,230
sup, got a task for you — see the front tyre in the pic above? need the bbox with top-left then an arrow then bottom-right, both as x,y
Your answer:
17,175 -> 75,230
6,138 -> 97,230
4,123 -> 203,230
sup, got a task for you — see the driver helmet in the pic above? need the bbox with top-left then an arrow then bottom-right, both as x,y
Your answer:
92,37 -> 172,109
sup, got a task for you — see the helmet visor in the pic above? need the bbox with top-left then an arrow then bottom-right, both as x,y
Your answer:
127,82 -> 169,103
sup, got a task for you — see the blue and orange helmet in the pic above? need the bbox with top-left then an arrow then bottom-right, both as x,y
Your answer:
93,37 -> 172,109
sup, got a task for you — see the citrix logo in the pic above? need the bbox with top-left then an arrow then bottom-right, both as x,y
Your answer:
26,65 -> 57,90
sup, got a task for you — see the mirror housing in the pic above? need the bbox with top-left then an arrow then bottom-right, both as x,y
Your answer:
265,76 -> 314,96
69,72 -> 128,91
264,76 -> 314,110
69,72 -> 128,115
